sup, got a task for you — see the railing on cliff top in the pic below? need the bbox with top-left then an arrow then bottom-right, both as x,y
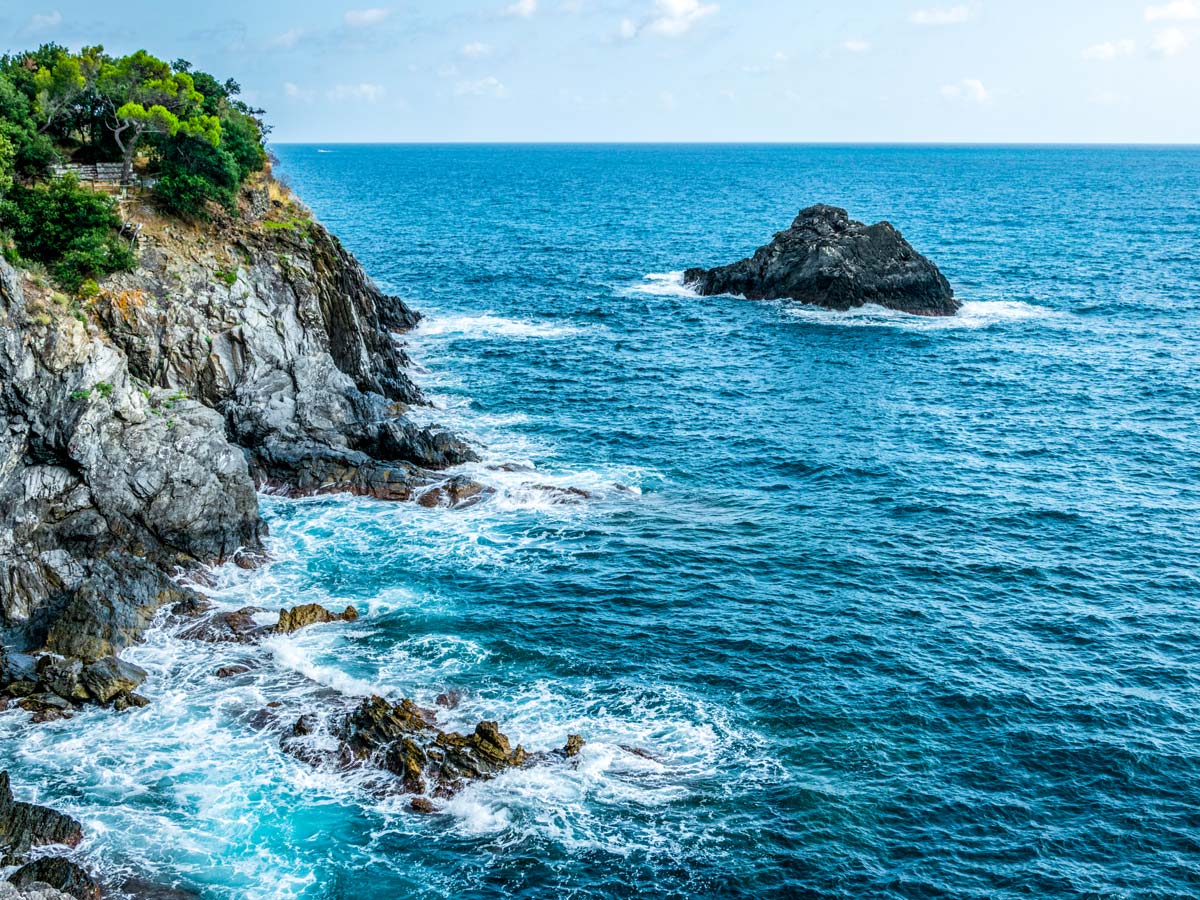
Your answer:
51,163 -> 158,189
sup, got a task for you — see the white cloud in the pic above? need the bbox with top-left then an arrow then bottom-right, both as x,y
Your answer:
461,41 -> 491,57
618,17 -> 638,39
344,8 -> 391,27
911,5 -> 970,25
283,82 -> 316,102
270,28 -> 304,48
455,76 -> 509,98
1152,25 -> 1192,54
1082,39 -> 1136,60
843,39 -> 871,53
1145,1 -> 1198,21
28,10 -> 62,29
504,0 -> 537,17
328,82 -> 387,102
940,78 -> 989,103
647,0 -> 719,36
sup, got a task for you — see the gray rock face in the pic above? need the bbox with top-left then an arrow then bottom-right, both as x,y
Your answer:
684,204 -> 959,317
95,212 -> 471,498
0,258 -> 262,659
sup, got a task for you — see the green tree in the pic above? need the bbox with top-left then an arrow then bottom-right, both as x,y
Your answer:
32,53 -> 85,134
98,51 -> 220,183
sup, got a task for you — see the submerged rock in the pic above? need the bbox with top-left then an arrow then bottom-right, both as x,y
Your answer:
684,204 -> 958,317
416,476 -> 492,509
275,604 -> 358,634
177,607 -> 267,644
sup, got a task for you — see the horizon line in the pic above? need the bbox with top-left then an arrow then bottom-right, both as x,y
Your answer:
269,140 -> 1200,148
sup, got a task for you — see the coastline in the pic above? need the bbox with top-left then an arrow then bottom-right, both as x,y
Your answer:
0,169 -> 587,896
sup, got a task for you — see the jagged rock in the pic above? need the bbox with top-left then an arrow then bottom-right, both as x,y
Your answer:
41,561 -> 197,663
416,476 -> 492,509
8,858 -> 100,900
0,772 -> 84,865
434,689 -> 461,710
409,797 -> 436,814
78,656 -> 147,704
110,691 -> 149,711
562,734 -> 585,758
360,421 -> 479,471
16,693 -> 73,723
684,204 -> 959,317
214,664 -> 252,679
2,176 -> 479,678
34,657 -> 87,703
275,604 -> 358,634
0,883 -> 74,900
336,696 -> 528,796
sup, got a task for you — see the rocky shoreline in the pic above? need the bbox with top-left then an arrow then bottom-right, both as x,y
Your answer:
0,176 -> 575,897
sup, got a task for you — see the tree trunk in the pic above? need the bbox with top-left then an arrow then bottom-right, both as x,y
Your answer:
120,142 -> 135,185
112,120 -> 141,185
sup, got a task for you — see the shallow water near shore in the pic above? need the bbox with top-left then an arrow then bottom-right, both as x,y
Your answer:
4,145 -> 1200,899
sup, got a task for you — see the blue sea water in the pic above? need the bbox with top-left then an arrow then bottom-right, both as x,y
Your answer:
4,145 -> 1200,899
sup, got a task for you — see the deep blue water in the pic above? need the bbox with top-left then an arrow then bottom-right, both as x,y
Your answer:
4,145 -> 1200,899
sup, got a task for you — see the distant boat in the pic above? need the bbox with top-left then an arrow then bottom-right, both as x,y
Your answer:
317,149 -> 334,153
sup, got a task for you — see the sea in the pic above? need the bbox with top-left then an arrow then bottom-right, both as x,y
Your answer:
2,145 -> 1199,899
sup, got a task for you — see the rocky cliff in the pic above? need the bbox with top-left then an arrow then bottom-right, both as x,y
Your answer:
0,176 -> 472,679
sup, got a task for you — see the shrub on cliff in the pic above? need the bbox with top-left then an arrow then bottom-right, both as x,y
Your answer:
0,175 -> 134,291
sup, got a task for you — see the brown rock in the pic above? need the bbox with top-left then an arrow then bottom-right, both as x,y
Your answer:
416,476 -> 491,509
563,734 -> 585,758
275,603 -> 359,634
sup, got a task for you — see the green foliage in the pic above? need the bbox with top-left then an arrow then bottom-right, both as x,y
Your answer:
153,128 -> 240,218
218,109 -> 266,181
94,381 -> 114,398
54,229 -> 136,293
215,267 -> 237,286
70,388 -> 91,401
0,175 -> 134,290
0,132 -> 13,195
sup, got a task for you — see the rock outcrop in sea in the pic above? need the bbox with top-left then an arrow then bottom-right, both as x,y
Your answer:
684,204 -> 959,316
281,694 -> 584,811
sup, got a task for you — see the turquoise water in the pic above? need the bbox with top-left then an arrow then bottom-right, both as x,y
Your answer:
4,145 -> 1200,899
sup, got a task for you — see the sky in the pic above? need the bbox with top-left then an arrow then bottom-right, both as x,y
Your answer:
2,1 -> 1198,142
